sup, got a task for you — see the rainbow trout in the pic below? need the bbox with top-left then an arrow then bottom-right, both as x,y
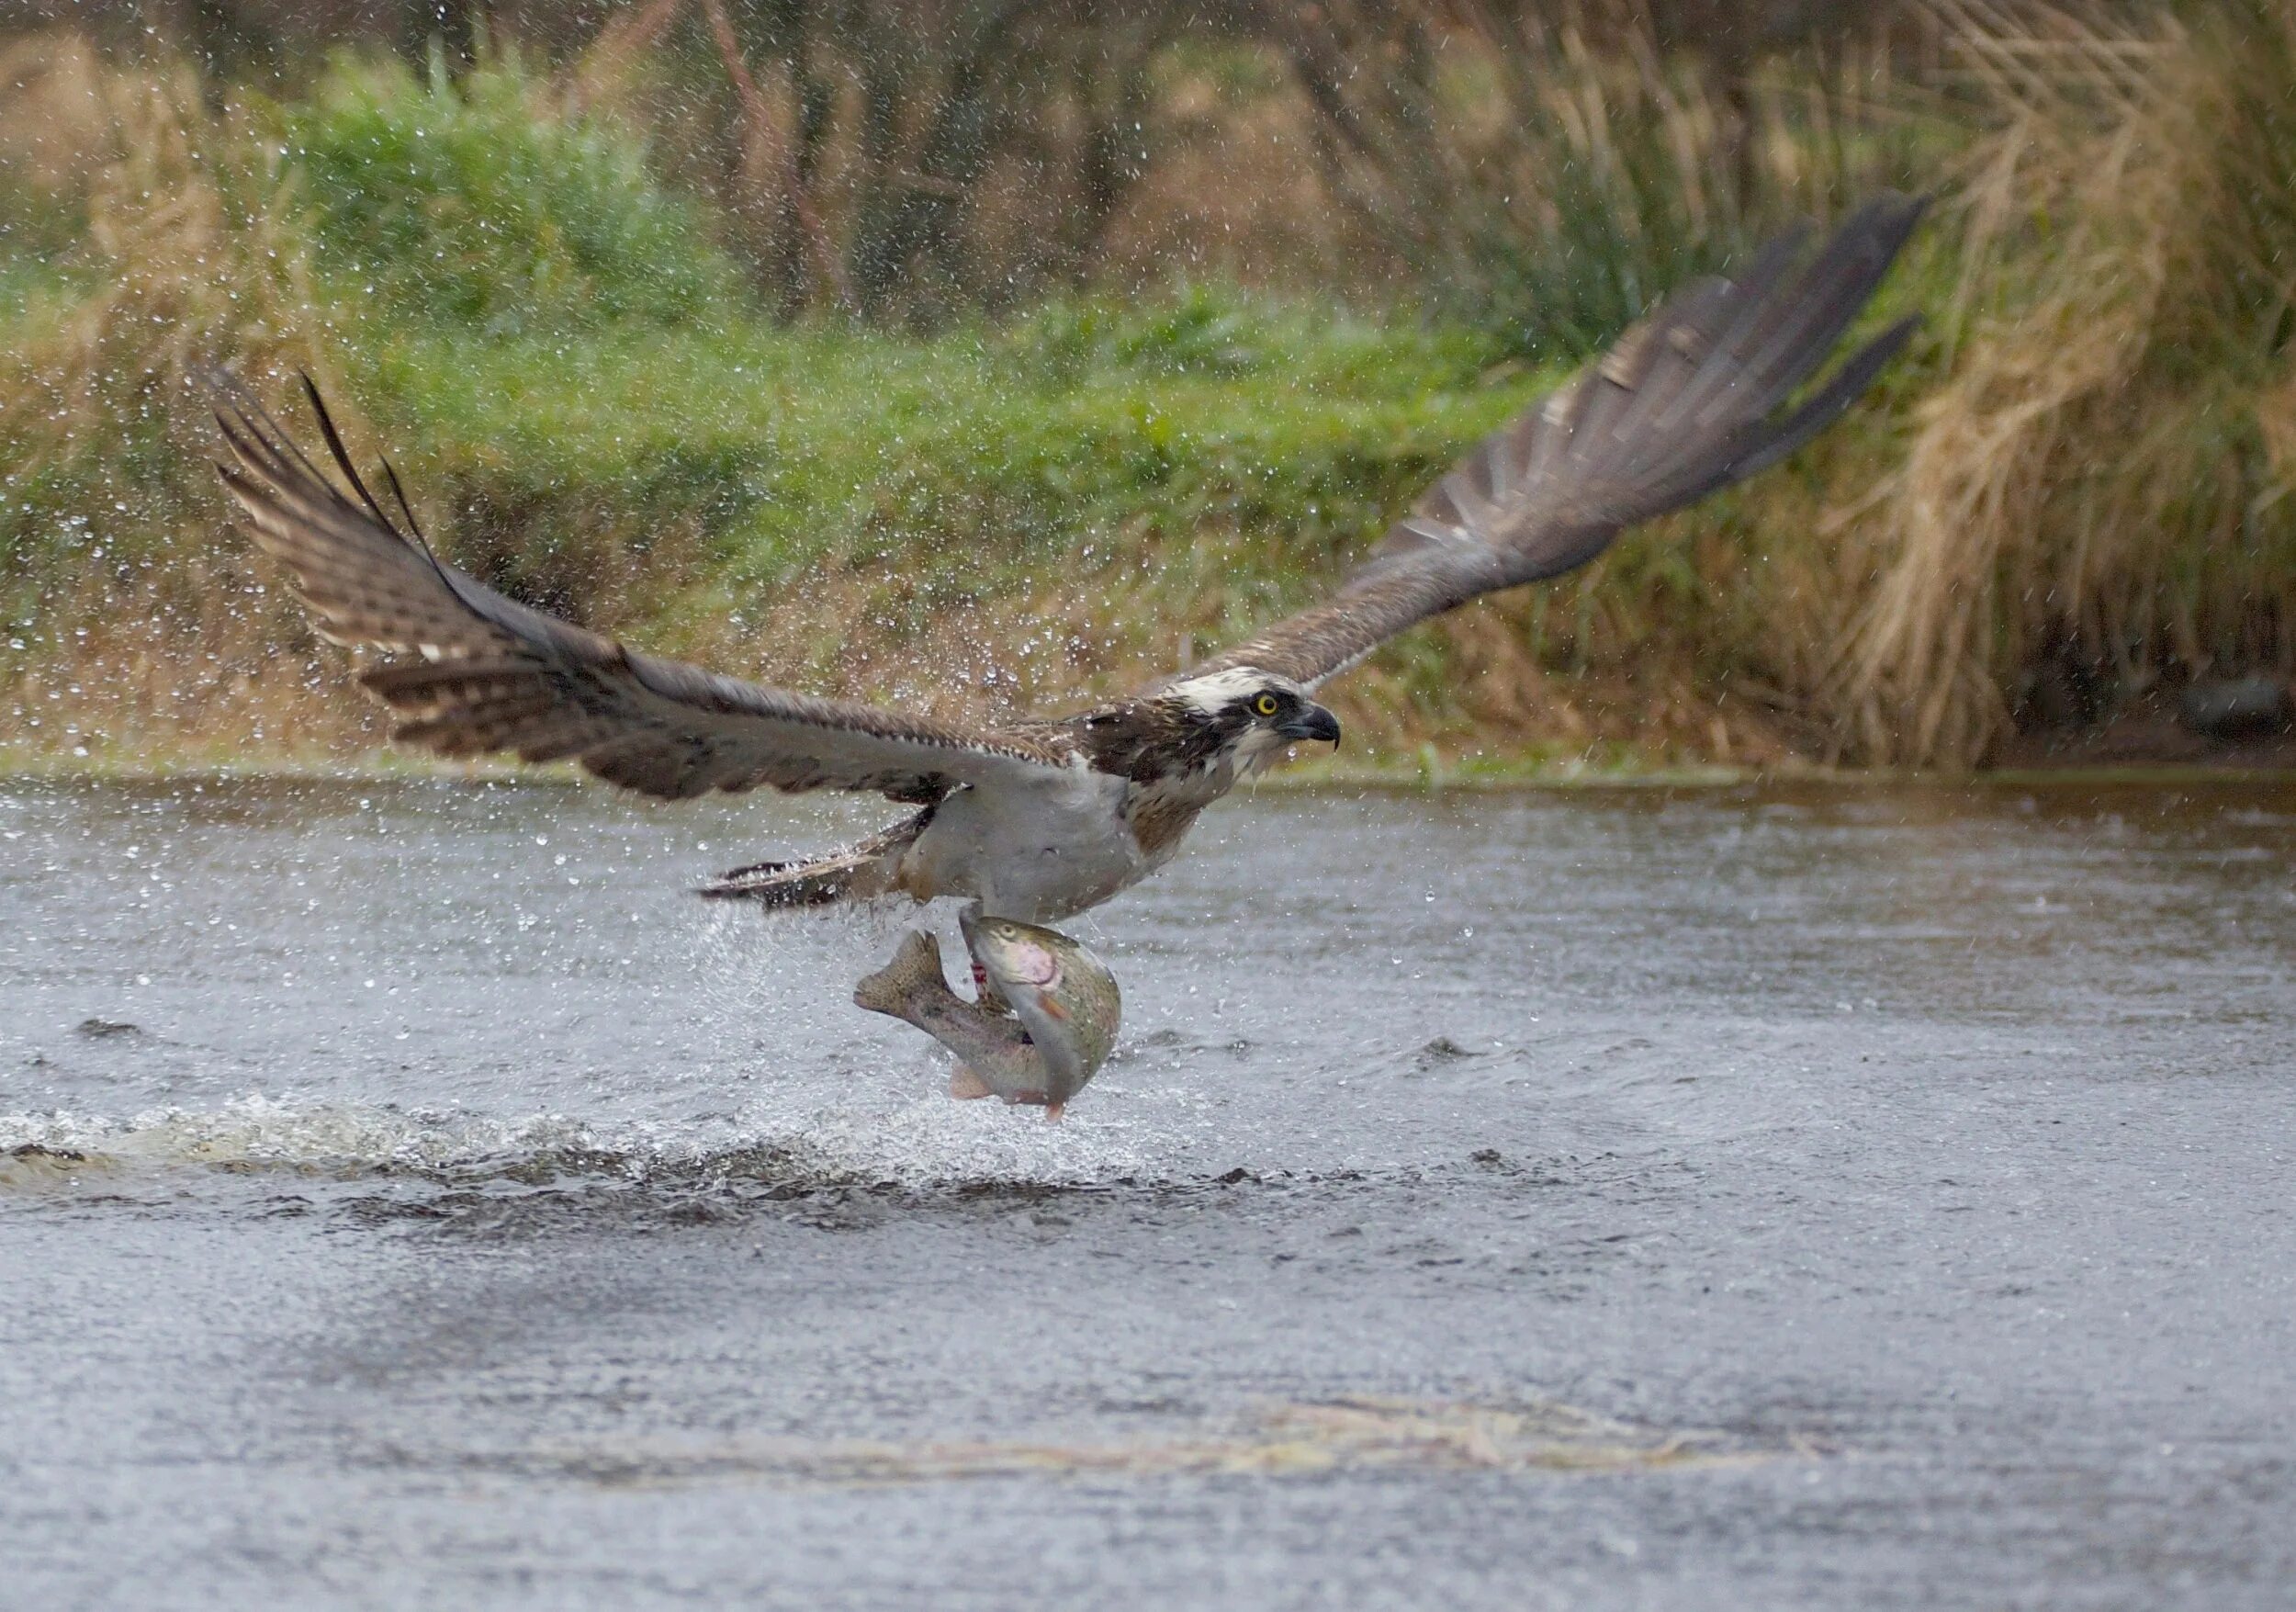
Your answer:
852,913 -> 1121,1121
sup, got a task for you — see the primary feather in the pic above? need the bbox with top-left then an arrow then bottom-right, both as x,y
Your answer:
1174,192 -> 1925,691
204,368 -> 1072,805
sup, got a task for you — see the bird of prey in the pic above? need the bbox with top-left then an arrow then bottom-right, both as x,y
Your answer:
207,195 -> 1921,937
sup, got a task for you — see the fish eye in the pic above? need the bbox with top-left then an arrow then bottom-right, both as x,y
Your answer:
1253,693 -> 1280,717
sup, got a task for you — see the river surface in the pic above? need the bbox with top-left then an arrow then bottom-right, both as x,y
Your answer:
3,774 -> 2292,1609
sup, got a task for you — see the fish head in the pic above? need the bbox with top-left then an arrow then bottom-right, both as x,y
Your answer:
959,911 -> 1122,1104
965,917 -> 1068,994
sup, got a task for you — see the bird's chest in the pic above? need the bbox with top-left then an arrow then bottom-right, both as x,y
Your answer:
905,768 -> 1145,921
1122,772 -> 1220,869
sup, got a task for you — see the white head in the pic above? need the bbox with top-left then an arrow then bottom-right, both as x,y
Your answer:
1159,668 -> 1342,772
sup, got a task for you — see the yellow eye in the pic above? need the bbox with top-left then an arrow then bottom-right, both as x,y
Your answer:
1254,693 -> 1281,717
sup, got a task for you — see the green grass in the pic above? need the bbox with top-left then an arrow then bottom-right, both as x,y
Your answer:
0,254 -> 74,321
283,51 -> 742,335
247,54 -> 1545,646
0,48 -> 1543,676
343,293 -> 1541,637
0,47 -> 1592,772
10,27 -> 2289,777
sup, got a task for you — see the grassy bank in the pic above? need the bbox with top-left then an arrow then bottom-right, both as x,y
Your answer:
5,7 -> 2294,777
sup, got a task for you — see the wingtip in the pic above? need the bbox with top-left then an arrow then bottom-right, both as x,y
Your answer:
1849,189 -> 1930,265
189,361 -> 261,417
1851,187 -> 1929,228
1875,309 -> 1926,349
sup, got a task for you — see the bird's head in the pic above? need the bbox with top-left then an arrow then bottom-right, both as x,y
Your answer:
1158,668 -> 1342,772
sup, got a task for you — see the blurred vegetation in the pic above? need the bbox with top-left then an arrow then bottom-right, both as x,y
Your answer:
287,51 -> 743,333
3,2 -> 2293,774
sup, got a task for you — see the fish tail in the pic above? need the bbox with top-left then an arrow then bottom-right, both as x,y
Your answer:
852,930 -> 948,1017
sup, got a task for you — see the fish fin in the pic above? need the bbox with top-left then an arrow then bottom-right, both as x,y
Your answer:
852,930 -> 946,1017
1045,1101 -> 1065,1123
948,1065 -> 994,1099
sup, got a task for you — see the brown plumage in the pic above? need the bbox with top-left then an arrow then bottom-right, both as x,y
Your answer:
699,812 -> 931,906
202,193 -> 1923,920
1181,192 -> 1925,690
207,368 -> 1075,805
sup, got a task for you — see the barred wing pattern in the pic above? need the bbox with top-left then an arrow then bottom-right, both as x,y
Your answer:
1181,193 -> 1926,690
207,373 -> 1070,804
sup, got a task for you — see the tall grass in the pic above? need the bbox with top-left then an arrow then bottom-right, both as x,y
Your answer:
1835,1 -> 2296,765
4,9 -> 2292,774
287,49 -> 743,335
1273,1 -> 1942,362
0,42 -> 1550,763
0,39 -> 361,755
0,52 -> 331,561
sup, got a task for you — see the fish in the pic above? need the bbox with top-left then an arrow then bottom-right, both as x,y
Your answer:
851,914 -> 1121,1121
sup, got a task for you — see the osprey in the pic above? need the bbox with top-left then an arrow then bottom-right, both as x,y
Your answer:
208,196 -> 1921,934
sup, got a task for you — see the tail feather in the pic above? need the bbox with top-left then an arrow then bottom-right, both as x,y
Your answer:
697,810 -> 928,908
698,848 -> 894,907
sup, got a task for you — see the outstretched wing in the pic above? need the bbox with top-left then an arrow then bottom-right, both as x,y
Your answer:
1178,192 -> 1926,690
205,371 -> 1069,803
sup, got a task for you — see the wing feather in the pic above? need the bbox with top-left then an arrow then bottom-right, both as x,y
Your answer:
1177,193 -> 1926,690
202,369 -> 1069,804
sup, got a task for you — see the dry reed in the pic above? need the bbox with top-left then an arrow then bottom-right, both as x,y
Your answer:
1833,1 -> 2296,765
0,36 -> 365,759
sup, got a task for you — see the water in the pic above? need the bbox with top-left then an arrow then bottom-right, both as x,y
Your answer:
4,774 -> 2293,1609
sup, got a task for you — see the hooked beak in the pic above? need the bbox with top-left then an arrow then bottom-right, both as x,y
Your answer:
1277,702 -> 1343,748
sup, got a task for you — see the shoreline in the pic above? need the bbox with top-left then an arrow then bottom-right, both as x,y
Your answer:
6,745 -> 2291,793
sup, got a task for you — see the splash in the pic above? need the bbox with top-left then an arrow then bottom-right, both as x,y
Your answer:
0,1085 -> 1157,1195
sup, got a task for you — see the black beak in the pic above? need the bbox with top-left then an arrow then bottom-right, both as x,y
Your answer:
1278,703 -> 1342,748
